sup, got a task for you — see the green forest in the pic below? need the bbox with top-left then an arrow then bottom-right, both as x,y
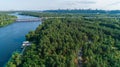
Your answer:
0,14 -> 17,27
6,12 -> 120,67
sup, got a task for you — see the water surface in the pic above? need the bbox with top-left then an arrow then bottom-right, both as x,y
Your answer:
0,14 -> 41,66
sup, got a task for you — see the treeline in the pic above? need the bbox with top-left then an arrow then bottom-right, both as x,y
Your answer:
20,11 -> 120,19
20,12 -> 83,18
6,15 -> 120,67
44,9 -> 106,14
0,14 -> 17,27
44,9 -> 120,14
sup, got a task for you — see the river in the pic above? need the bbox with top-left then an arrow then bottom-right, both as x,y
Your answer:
0,13 -> 41,67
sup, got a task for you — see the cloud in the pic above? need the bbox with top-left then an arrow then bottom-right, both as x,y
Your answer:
78,1 -> 96,4
102,1 -> 120,10
0,0 -> 120,10
109,2 -> 120,6
62,0 -> 96,7
57,0 -> 96,9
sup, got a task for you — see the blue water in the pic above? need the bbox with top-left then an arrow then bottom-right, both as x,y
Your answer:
0,14 -> 41,67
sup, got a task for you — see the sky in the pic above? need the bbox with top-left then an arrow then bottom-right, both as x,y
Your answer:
0,0 -> 120,10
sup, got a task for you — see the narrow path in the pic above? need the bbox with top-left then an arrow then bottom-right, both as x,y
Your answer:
78,47 -> 83,67
21,46 -> 26,55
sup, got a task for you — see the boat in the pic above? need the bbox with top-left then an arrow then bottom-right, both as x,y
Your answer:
21,41 -> 31,48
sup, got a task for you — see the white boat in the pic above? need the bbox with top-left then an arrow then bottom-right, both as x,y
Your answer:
21,41 -> 31,48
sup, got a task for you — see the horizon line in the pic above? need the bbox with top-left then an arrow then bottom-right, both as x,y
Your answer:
1,9 -> 120,11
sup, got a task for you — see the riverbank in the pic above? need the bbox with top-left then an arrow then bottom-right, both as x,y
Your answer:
0,13 -> 41,67
6,13 -> 120,67
0,14 -> 17,27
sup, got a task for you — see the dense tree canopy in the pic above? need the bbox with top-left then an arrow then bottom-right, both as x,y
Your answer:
6,12 -> 120,67
0,14 -> 16,27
